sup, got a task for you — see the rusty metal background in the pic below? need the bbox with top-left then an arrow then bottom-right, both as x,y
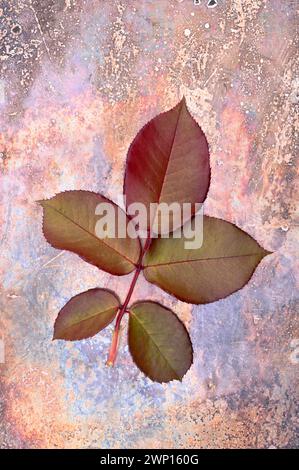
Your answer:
0,0 -> 298,448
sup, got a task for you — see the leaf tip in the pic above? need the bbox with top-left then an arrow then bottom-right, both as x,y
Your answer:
157,374 -> 184,384
52,321 -> 61,341
180,95 -> 187,107
36,199 -> 46,206
262,248 -> 273,259
52,325 -> 61,340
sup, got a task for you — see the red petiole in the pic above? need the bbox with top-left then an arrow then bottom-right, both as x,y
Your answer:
106,233 -> 151,366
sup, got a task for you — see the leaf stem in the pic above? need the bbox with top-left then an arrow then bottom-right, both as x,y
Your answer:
106,232 -> 151,366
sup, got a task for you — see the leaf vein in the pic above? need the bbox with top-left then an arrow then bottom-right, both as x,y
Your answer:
57,306 -> 118,335
132,312 -> 180,380
145,252 -> 263,268
43,202 -> 136,266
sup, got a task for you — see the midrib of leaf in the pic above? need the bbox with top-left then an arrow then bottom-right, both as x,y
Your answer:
131,312 -> 180,380
155,99 -> 184,207
145,252 -> 264,269
57,305 -> 118,336
43,202 -> 136,266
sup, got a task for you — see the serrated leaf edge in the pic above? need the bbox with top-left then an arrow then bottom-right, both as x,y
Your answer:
128,300 -> 193,383
53,287 -> 120,341
123,96 -> 211,220
38,189 -> 142,275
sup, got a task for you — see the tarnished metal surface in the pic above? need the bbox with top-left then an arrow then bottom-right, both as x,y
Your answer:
0,0 -> 298,448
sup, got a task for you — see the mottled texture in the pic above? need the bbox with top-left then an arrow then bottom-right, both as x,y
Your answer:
0,0 -> 298,449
